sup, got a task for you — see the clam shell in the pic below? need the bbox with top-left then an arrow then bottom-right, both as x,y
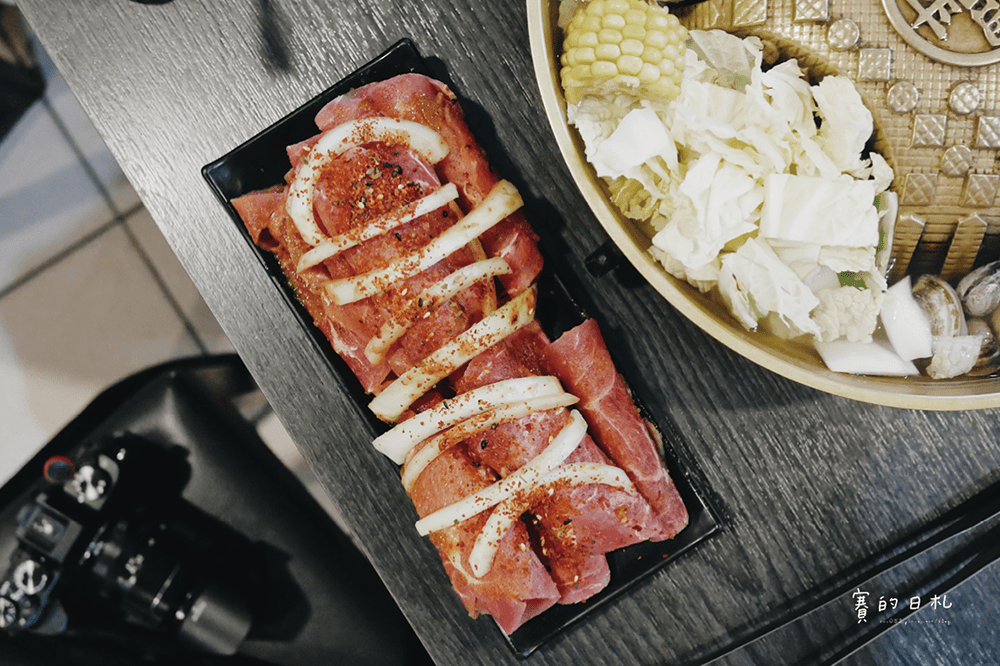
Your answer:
967,317 -> 1000,376
956,260 -> 1000,318
912,275 -> 967,338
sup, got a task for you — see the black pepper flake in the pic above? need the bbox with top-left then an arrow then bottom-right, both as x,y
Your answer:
491,423 -> 499,430
395,232 -> 402,241
480,440 -> 488,450
563,519 -> 572,525
442,210 -> 449,217
418,298 -> 424,307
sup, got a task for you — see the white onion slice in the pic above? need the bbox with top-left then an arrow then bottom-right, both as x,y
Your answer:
365,257 -> 512,364
286,117 -> 451,246
324,180 -> 523,305
369,287 -> 537,422
400,393 -> 579,491
296,183 -> 460,271
468,462 -> 637,577
414,410 -> 587,536
372,375 -> 565,464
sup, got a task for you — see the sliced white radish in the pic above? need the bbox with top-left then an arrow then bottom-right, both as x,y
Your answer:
468,462 -> 637,577
296,183 -> 460,271
324,180 -> 523,305
365,257 -> 512,363
880,276 -> 933,361
414,410 -> 588,536
401,393 -> 579,491
286,117 -> 450,246
372,375 -> 565,464
369,287 -> 537,422
814,338 -> 918,376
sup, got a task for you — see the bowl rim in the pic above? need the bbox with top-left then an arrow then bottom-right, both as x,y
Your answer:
526,0 -> 1000,411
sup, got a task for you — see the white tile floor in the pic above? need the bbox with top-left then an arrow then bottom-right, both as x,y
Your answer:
0,26 -> 344,527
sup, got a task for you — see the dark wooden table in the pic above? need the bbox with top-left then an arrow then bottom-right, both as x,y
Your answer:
17,1 -> 1000,664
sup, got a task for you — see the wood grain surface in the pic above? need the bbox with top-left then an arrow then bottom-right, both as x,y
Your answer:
15,1 -> 1000,664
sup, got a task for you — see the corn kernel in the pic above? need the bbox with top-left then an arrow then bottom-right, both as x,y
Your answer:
622,24 -> 645,40
645,29 -> 668,49
620,38 -> 644,57
601,13 -> 626,30
574,47 -> 597,65
624,8 -> 647,25
638,62 -> 660,84
595,43 -> 621,60
598,28 -> 623,44
642,45 -> 662,64
591,61 -> 618,78
617,55 -> 644,76
647,13 -> 670,31
577,31 -> 599,47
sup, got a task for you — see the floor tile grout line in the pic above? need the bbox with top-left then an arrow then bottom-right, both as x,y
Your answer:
0,215 -> 123,301
119,215 -> 211,356
39,96 -> 125,219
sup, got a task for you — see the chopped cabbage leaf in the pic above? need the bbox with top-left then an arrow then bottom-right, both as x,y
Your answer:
593,107 -> 675,179
812,76 -> 874,176
717,238 -> 820,336
759,174 -> 880,248
652,151 -> 762,271
686,29 -> 759,91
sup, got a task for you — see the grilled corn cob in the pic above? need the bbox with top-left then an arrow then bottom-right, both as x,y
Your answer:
560,0 -> 687,105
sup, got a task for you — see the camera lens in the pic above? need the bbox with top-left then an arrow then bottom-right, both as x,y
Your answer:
85,520 -> 190,629
175,581 -> 252,655
82,518 -> 251,654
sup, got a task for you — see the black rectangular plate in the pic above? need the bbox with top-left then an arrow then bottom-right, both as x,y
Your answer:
202,38 -> 720,657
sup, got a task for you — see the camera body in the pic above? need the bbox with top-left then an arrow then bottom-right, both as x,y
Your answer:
0,432 -> 252,655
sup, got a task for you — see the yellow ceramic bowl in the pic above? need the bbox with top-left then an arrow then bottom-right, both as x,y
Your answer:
526,0 -> 1000,410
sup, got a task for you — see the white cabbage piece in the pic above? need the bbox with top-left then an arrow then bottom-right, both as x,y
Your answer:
754,60 -> 817,140
812,76 -> 874,176
649,246 -> 721,293
567,94 -> 637,167
592,107 -> 675,179
687,29 -> 760,90
717,237 -> 820,336
652,151 -> 762,271
759,173 -> 880,248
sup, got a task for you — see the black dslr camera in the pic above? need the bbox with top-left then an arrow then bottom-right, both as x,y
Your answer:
0,432 -> 253,656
